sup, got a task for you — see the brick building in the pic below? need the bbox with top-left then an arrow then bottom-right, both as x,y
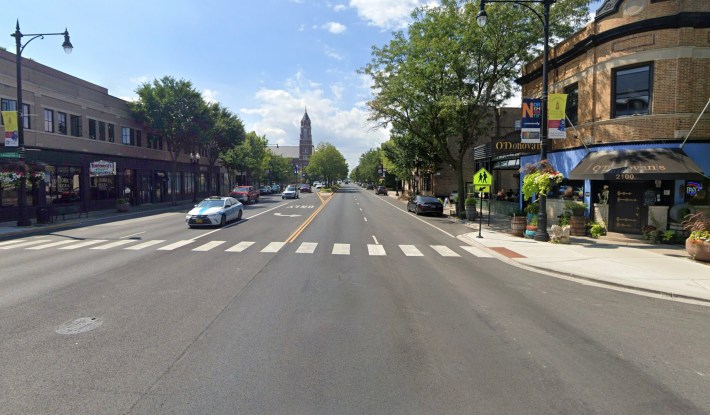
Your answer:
517,0 -> 709,234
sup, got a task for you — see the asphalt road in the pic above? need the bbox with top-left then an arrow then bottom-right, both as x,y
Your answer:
1,184 -> 709,414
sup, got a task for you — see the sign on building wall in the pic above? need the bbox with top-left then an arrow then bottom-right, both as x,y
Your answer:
520,98 -> 541,143
90,160 -> 116,177
548,94 -> 568,139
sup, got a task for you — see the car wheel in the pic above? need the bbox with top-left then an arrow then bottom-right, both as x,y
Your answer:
237,210 -> 243,220
220,215 -> 226,227
415,206 -> 420,215
282,196 -> 285,199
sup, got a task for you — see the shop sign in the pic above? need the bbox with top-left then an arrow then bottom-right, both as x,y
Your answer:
687,181 -> 702,196
90,160 -> 116,177
491,139 -> 541,156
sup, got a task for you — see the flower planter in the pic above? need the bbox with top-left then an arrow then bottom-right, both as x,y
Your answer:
511,216 -> 526,237
525,224 -> 537,239
569,216 -> 586,236
116,204 -> 130,212
465,205 -> 477,220
686,238 -> 710,262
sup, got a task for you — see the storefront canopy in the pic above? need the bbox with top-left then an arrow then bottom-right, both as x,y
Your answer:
568,148 -> 704,180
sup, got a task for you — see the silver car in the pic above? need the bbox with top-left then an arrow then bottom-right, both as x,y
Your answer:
186,196 -> 243,227
282,185 -> 300,199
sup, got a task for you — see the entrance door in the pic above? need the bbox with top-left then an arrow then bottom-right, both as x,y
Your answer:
139,175 -> 151,204
610,182 -> 643,233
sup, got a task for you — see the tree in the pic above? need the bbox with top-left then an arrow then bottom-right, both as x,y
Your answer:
265,152 -> 294,186
306,143 -> 348,186
360,0 -> 588,215
354,148 -> 384,185
219,131 -> 268,186
199,102 -> 246,194
130,76 -> 207,204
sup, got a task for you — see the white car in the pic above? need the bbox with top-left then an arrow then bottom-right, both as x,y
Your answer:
282,185 -> 300,199
186,196 -> 243,228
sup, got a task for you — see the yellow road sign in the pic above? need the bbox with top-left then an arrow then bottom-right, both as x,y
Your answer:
473,168 -> 492,186
476,185 -> 491,193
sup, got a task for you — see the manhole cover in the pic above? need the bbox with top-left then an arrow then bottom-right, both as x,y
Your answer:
55,317 -> 103,335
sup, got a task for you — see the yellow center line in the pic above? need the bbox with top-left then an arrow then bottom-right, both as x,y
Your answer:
285,191 -> 335,243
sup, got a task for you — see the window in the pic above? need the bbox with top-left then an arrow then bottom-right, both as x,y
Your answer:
564,83 -> 578,126
121,127 -> 130,144
44,109 -> 54,133
98,121 -> 106,141
1,98 -> 15,126
89,119 -> 97,139
136,130 -> 142,147
70,115 -> 82,137
57,112 -> 68,134
22,104 -> 30,129
108,123 -> 115,142
613,64 -> 651,117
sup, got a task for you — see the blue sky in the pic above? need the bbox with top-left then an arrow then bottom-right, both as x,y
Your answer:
3,0 -> 600,170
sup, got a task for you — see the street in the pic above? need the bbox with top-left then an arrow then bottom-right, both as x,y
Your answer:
1,184 -> 709,414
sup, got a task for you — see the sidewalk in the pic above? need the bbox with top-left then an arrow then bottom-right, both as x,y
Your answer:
388,191 -> 710,304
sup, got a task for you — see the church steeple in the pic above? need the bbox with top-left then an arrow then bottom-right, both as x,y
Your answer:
299,108 -> 313,171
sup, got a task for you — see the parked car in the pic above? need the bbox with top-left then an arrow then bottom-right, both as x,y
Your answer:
299,184 -> 312,193
366,183 -> 374,190
271,184 -> 281,193
229,186 -> 259,204
282,185 -> 300,199
376,185 -> 387,195
407,195 -> 444,216
259,186 -> 272,195
186,196 -> 243,228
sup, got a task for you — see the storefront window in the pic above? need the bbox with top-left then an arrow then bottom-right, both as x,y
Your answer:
48,166 -> 82,204
552,179 -> 584,200
90,175 -> 117,200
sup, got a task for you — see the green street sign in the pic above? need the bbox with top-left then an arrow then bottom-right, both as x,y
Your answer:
0,151 -> 21,159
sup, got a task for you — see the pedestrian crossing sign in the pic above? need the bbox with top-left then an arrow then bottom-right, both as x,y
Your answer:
473,168 -> 492,187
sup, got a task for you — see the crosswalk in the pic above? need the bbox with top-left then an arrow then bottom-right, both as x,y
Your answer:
0,237 -> 495,258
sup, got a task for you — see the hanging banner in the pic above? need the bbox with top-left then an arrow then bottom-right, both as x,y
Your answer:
2,111 -> 19,147
520,98 -> 541,144
548,94 -> 568,139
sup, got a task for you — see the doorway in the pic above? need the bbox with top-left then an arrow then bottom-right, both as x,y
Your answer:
610,182 -> 643,234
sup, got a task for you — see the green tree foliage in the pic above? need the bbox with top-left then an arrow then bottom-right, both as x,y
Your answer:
354,148 -> 383,185
130,76 -> 207,204
265,152 -> 295,186
360,0 -> 588,213
218,131 -> 268,186
305,143 -> 349,186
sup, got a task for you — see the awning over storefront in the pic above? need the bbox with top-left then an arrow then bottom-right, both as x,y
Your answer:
568,148 -> 704,180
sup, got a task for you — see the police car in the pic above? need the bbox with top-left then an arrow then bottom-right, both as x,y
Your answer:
186,196 -> 243,228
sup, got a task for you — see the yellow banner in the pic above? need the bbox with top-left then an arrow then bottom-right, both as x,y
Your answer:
2,111 -> 18,131
548,94 -> 568,139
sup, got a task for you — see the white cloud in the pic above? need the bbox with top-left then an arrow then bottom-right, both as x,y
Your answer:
240,71 -> 389,170
202,89 -> 219,104
322,21 -> 347,34
349,0 -> 430,29
333,4 -> 347,12
324,46 -> 345,61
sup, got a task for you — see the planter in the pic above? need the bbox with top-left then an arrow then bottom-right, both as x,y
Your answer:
511,216 -> 526,237
525,224 -> 537,239
116,204 -> 130,212
465,205 -> 477,220
686,238 -> 710,262
569,216 -> 586,236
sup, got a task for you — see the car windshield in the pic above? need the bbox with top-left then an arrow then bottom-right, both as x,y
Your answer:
286,186 -> 296,191
418,196 -> 440,203
234,187 -> 249,192
196,200 -> 224,208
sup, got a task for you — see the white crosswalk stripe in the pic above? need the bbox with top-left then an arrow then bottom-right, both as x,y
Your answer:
261,242 -> 286,253
226,241 -> 255,252
0,239 -> 51,249
431,245 -> 460,257
91,240 -> 135,250
399,245 -> 424,257
125,240 -> 166,250
332,243 -> 350,255
27,240 -> 77,250
368,244 -> 386,256
459,245 -> 493,257
193,241 -> 226,251
295,242 -> 318,254
60,240 -> 108,250
158,240 -> 195,251
0,239 -> 27,247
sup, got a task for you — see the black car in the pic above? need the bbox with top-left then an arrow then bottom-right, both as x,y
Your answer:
375,185 -> 387,195
407,195 -> 444,216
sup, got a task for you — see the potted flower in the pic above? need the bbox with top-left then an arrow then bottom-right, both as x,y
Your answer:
525,216 -> 538,238
683,211 -> 710,262
520,159 -> 564,202
564,200 -> 587,217
465,197 -> 477,220
116,198 -> 130,212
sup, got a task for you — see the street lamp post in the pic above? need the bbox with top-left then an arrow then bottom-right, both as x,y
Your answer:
190,152 -> 200,203
477,0 -> 553,241
11,20 -> 73,226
